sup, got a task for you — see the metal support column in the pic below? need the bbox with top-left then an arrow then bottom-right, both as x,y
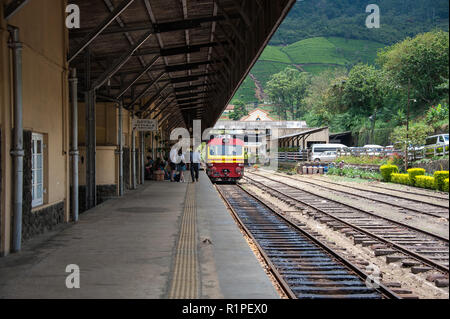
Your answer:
84,50 -> 96,209
151,131 -> 155,160
140,131 -> 145,184
8,26 -> 24,252
85,89 -> 96,209
131,113 -> 137,190
69,69 -> 79,222
118,101 -> 124,196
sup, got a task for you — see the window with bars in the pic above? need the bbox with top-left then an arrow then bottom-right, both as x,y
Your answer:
32,133 -> 44,208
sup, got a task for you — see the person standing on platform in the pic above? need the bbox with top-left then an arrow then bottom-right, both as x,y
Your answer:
190,148 -> 202,183
169,147 -> 178,182
177,149 -> 186,183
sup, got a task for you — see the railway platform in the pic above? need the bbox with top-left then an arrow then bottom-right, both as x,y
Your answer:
0,172 -> 279,299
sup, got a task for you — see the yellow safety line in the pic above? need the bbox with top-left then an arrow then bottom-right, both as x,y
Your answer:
168,184 -> 199,299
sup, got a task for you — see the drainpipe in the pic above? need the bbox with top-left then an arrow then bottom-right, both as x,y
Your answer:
8,26 -> 24,252
151,132 -> 155,160
118,101 -> 124,196
141,131 -> 145,185
69,69 -> 79,222
131,113 -> 137,190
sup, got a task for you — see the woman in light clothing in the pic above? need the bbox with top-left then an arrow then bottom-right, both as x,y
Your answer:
177,149 -> 186,183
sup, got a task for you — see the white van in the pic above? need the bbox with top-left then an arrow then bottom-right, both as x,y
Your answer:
311,144 -> 348,162
425,134 -> 449,148
363,145 -> 384,156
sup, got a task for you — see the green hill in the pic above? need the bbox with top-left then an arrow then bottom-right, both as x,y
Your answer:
230,0 -> 448,106
271,0 -> 449,46
232,37 -> 385,103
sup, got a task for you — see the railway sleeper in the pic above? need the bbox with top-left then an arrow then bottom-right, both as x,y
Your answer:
374,249 -> 397,256
292,286 -> 380,295
435,279 -> 449,288
361,241 -> 379,247
411,266 -> 433,274
232,183 -> 444,297
295,293 -> 383,299
386,255 -> 408,263
277,270 -> 351,276
402,260 -> 422,268
286,280 -> 367,287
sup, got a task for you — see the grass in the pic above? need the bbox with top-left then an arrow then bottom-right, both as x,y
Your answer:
281,37 -> 348,65
301,64 -> 346,74
327,167 -> 383,181
228,36 -> 389,107
326,37 -> 385,65
232,76 -> 258,103
251,61 -> 291,87
259,46 -> 292,64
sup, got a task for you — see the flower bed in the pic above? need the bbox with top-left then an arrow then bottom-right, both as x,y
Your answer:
327,167 -> 383,181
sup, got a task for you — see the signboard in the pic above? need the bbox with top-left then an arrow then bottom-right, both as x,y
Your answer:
132,119 -> 158,132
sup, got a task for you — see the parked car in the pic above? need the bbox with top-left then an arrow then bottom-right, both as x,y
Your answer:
363,145 -> 384,156
313,151 -> 338,162
425,134 -> 449,148
311,144 -> 348,162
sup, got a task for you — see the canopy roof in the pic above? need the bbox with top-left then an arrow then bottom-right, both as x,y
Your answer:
275,127 -> 329,141
69,0 -> 296,131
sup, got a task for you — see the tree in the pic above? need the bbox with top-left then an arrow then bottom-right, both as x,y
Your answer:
303,69 -> 347,128
390,122 -> 433,148
229,100 -> 248,121
311,64 -> 391,132
266,68 -> 310,120
377,31 -> 449,106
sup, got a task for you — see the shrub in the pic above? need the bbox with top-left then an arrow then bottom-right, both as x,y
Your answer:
391,173 -> 411,185
415,176 -> 435,189
443,178 -> 449,192
326,167 -> 382,181
336,156 -> 389,166
380,165 -> 399,182
434,171 -> 450,191
407,168 -> 426,185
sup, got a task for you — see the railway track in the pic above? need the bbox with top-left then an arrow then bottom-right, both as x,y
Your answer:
267,172 -> 449,219
216,184 -> 401,299
244,173 -> 449,286
362,183 -> 449,201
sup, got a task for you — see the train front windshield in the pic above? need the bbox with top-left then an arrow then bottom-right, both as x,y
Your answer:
209,145 -> 244,157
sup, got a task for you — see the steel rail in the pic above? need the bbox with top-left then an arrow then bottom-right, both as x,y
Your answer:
244,174 -> 449,274
248,173 -> 449,243
216,185 -> 297,299
216,185 -> 400,299
363,183 -> 449,201
269,172 -> 449,218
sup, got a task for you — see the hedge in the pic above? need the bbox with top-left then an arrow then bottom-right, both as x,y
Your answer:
415,176 -> 435,190
444,178 -> 449,192
407,168 -> 426,185
434,171 -> 450,191
391,173 -> 411,185
380,165 -> 399,182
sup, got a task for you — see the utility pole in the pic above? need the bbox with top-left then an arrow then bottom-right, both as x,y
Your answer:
405,79 -> 411,171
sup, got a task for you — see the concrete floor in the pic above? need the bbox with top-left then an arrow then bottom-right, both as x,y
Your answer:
0,173 -> 279,299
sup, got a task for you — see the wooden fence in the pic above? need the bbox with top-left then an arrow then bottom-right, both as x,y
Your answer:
274,145 -> 448,163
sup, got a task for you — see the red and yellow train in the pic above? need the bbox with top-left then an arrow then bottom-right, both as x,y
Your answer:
206,136 -> 245,183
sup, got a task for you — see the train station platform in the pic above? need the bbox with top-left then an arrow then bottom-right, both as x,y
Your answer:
0,172 -> 279,299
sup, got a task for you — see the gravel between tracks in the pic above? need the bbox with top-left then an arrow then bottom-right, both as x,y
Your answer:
255,170 -> 449,239
241,181 -> 449,299
215,186 -> 288,299
305,174 -> 449,207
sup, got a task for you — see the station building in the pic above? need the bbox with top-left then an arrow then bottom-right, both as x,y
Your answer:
0,0 -> 296,261
214,108 -> 329,157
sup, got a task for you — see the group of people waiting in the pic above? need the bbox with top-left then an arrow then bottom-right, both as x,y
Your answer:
145,147 -> 202,183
